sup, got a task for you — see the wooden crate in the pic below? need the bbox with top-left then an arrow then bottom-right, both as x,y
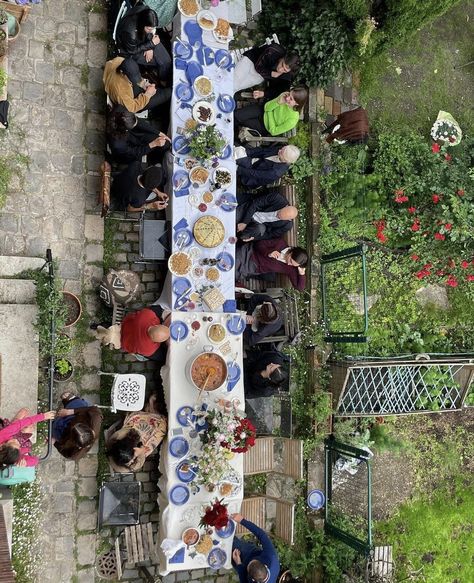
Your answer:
0,1 -> 30,23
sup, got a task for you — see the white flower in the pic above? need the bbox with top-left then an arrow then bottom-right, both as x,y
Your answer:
240,432 -> 246,439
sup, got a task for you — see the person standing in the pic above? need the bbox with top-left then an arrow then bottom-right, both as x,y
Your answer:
231,512 -> 280,583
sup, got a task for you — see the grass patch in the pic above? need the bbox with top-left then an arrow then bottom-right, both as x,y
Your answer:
359,0 -> 474,134
377,477 -> 474,582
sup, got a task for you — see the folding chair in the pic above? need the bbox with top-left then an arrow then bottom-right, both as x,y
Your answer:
236,495 -> 295,545
96,372 -> 147,413
243,437 -> 303,480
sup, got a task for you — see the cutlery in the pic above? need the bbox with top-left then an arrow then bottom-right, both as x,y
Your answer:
175,285 -> 192,306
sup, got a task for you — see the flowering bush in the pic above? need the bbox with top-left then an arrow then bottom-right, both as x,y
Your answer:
186,124 -> 226,162
200,498 -> 229,529
200,408 -> 256,453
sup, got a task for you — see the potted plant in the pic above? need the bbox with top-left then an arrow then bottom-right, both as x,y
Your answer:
62,290 -> 82,327
53,358 -> 74,382
0,9 -> 8,57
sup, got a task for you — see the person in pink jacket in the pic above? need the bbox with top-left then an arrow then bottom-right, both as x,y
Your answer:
0,408 -> 56,468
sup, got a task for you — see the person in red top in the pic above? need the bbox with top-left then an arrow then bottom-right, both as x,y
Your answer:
235,237 -> 307,291
96,305 -> 170,362
0,408 -> 56,468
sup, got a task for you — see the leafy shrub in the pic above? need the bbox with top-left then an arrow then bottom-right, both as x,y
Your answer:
331,0 -> 371,21
291,154 -> 318,182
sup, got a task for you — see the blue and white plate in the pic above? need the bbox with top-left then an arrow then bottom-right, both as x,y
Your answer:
173,277 -> 191,296
216,252 -> 234,272
307,489 -> 325,510
218,144 -> 233,160
173,169 -> 190,191
175,82 -> 194,102
169,436 -> 189,458
226,314 -> 246,335
176,460 -> 196,483
218,193 -> 237,212
169,484 -> 190,505
173,135 -> 191,156
174,39 -> 193,60
214,49 -> 232,69
227,362 -> 241,383
217,94 -> 236,113
176,405 -> 196,427
208,548 -> 227,569
215,519 -> 235,538
170,320 -> 189,342
174,228 -> 193,248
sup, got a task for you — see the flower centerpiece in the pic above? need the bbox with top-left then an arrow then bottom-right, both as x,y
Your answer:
201,408 -> 256,453
199,498 -> 229,529
186,122 -> 226,162
195,442 -> 231,488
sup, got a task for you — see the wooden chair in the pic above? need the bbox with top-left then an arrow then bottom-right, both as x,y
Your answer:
236,495 -> 295,545
244,437 -> 303,480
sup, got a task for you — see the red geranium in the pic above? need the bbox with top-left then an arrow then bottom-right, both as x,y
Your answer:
434,233 -> 445,241
394,194 -> 409,203
200,498 -> 229,529
411,220 -> 421,232
444,223 -> 452,231
467,275 -> 474,282
432,194 -> 440,204
376,231 -> 387,243
457,189 -> 464,196
415,270 -> 429,280
408,207 -> 416,214
445,154 -> 452,162
431,143 -> 440,153
461,260 -> 470,269
446,275 -> 458,288
411,254 -> 419,261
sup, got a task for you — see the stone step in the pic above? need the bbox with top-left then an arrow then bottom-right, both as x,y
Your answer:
0,255 -> 44,277
0,279 -> 36,304
0,304 -> 39,420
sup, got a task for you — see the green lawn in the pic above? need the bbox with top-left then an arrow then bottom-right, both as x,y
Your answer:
377,477 -> 474,582
359,0 -> 474,134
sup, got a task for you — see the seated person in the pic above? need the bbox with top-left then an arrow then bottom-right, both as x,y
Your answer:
95,305 -> 170,363
234,42 -> 299,95
235,144 -> 300,189
116,4 -> 172,87
0,408 -> 56,468
244,350 -> 288,398
111,162 -> 169,212
323,107 -> 369,145
235,238 -> 307,291
107,105 -> 171,164
105,394 -> 167,472
234,87 -> 308,137
244,294 -> 282,346
103,56 -> 171,114
236,190 -> 298,242
52,392 -> 103,461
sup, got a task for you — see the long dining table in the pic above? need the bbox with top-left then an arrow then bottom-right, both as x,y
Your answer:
157,1 -> 246,575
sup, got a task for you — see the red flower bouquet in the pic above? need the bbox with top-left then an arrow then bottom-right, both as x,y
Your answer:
200,498 -> 229,529
227,418 -> 257,454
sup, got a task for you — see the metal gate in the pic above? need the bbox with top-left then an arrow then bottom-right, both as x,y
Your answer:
324,438 -> 372,555
330,357 -> 474,416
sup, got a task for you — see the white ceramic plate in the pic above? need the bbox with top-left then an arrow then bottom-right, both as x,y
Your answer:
192,101 -> 216,125
212,22 -> 234,44
193,75 -> 213,98
178,0 -> 200,17
196,9 -> 217,30
212,167 -> 232,188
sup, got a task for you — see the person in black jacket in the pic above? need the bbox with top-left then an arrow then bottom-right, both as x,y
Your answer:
236,191 -> 298,242
235,143 -> 300,189
244,350 -> 288,398
111,162 -> 169,212
234,42 -> 299,95
116,3 -> 172,86
107,105 -> 171,164
244,294 -> 282,346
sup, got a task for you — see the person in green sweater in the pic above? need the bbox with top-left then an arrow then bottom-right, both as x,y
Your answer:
235,86 -> 308,137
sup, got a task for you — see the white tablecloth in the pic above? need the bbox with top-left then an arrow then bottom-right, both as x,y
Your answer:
158,311 -> 245,574
161,1 -> 237,313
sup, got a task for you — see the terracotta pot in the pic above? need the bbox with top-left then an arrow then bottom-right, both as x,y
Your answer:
53,359 -> 74,382
62,291 -> 82,327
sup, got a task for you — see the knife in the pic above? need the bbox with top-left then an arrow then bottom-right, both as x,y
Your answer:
174,286 -> 192,309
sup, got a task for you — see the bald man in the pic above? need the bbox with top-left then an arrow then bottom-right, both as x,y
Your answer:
236,190 -> 297,242
95,305 -> 170,363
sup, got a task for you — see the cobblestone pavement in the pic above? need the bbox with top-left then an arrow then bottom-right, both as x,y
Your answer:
1,2 -> 238,581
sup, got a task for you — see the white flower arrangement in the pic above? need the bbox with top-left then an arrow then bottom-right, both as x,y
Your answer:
430,119 -> 459,144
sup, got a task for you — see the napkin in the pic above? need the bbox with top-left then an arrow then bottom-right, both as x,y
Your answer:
223,299 -> 237,313
161,538 -> 186,559
173,218 -> 189,231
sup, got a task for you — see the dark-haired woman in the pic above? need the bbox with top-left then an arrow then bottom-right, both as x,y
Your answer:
52,393 -> 102,461
236,238 -> 308,291
244,351 -> 288,398
244,294 -> 282,346
105,395 -> 167,473
116,4 -> 172,86
234,42 -> 299,96
0,408 -> 56,469
107,105 -> 170,164
235,87 -> 308,137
